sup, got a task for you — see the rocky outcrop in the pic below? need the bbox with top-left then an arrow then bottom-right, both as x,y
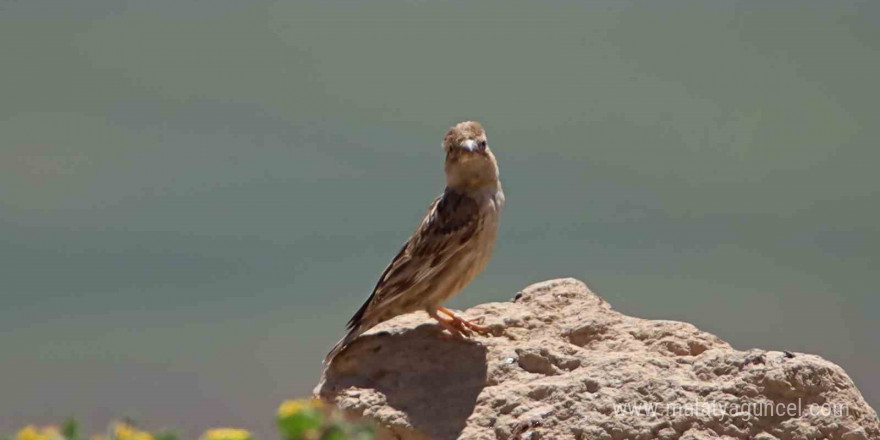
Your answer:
315,278 -> 879,440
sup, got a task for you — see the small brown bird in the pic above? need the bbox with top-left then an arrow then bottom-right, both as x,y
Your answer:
325,121 -> 504,364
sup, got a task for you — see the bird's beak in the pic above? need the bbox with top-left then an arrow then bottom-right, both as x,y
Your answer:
462,139 -> 478,152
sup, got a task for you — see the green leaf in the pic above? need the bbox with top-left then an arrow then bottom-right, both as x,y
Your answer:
319,426 -> 345,440
61,419 -> 79,440
154,432 -> 179,440
277,408 -> 323,440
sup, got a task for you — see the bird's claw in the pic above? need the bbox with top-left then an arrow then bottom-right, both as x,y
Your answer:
435,318 -> 471,339
431,306 -> 493,338
457,316 -> 491,335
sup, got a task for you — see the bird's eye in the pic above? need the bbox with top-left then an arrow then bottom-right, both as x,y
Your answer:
478,140 -> 487,149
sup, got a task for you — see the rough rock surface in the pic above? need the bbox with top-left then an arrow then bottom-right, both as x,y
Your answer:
315,278 -> 879,440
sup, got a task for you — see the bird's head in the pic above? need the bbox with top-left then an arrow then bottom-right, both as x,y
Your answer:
442,121 -> 499,190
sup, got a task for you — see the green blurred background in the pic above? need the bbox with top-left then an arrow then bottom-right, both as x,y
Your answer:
1,0 -> 878,437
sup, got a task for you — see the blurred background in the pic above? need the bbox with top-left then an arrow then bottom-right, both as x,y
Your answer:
1,0 -> 878,437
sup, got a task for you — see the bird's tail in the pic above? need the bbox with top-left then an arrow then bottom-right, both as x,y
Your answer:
324,288 -> 378,369
322,324 -> 364,369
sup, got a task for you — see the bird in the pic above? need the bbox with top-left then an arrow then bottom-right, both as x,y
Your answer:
324,121 -> 505,365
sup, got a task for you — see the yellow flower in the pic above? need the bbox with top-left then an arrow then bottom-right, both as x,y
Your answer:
113,422 -> 154,440
201,428 -> 251,440
277,400 -> 306,418
16,426 -> 47,440
16,426 -> 61,440
277,399 -> 323,419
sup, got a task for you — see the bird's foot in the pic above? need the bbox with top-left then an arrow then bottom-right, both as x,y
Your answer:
438,306 -> 492,335
427,309 -> 472,338
439,317 -> 472,339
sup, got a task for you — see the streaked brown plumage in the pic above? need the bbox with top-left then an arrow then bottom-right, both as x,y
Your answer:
325,121 -> 504,365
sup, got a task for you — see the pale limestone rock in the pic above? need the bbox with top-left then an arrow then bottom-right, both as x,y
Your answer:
315,278 -> 879,440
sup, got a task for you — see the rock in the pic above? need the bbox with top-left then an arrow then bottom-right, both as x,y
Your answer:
314,278 -> 879,440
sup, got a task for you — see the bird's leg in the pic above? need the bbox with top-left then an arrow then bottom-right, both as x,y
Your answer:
437,306 -> 491,334
427,307 -> 471,338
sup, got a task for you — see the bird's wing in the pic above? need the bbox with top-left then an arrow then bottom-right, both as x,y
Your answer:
346,188 -> 481,330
